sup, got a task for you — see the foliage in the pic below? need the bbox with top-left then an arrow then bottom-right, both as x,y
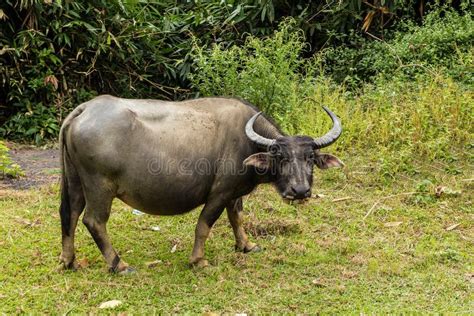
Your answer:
0,0 -> 262,142
0,103 -> 60,144
0,140 -> 23,178
321,8 -> 474,88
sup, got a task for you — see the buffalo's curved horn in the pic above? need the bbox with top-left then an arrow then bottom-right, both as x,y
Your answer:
245,112 -> 276,147
313,106 -> 342,149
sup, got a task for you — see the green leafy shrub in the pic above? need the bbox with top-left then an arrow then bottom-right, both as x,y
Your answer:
322,9 -> 474,88
409,179 -> 437,205
0,1 -> 469,144
191,20 -> 317,131
0,103 -> 60,145
0,141 -> 23,179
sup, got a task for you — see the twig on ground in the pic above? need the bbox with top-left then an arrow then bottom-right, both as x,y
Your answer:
332,197 -> 353,202
363,192 -> 417,220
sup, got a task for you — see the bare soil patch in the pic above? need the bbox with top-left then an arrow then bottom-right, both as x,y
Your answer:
1,143 -> 60,190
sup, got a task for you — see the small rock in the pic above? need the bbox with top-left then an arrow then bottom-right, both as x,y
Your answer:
150,226 -> 161,231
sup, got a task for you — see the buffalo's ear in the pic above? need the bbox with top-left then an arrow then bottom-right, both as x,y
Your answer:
244,152 -> 272,170
314,153 -> 344,169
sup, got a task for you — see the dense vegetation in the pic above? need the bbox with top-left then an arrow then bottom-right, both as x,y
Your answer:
1,0 -> 472,144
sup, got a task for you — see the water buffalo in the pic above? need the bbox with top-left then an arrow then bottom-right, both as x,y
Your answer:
59,95 -> 343,272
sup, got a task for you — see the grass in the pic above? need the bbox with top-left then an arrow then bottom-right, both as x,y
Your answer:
0,151 -> 472,314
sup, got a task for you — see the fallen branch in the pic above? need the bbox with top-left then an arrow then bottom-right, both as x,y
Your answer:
363,192 -> 417,220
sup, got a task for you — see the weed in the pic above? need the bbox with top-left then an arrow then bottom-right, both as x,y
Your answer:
0,141 -> 23,178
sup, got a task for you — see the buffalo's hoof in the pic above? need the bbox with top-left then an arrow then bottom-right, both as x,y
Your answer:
244,244 -> 262,254
58,255 -> 79,271
190,258 -> 209,268
57,261 -> 78,272
236,242 -> 262,253
109,264 -> 137,274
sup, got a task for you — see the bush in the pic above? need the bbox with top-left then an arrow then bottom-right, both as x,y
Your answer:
1,1 -> 469,144
0,103 -> 60,144
0,141 -> 23,179
322,9 -> 474,88
191,20 -> 325,132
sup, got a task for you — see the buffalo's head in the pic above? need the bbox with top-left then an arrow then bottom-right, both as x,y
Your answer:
244,107 -> 344,200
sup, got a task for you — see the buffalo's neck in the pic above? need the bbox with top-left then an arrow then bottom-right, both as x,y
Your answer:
255,171 -> 277,184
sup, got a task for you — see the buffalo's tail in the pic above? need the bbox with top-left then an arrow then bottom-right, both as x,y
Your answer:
59,105 -> 85,236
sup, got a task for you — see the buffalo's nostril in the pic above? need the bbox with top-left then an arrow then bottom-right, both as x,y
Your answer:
290,185 -> 310,199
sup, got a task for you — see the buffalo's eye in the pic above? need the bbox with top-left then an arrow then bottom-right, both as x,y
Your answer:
269,144 -> 281,155
306,152 -> 315,160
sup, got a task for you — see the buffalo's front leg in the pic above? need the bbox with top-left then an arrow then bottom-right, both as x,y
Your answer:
189,200 -> 225,267
226,198 -> 260,253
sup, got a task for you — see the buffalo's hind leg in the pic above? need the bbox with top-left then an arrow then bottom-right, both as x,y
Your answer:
59,156 -> 85,270
226,198 -> 260,253
81,180 -> 134,274
59,181 -> 85,269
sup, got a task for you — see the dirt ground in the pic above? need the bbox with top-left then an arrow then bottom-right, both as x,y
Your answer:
1,144 -> 60,190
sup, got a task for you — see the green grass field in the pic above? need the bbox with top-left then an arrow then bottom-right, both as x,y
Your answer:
1,152 -> 472,314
